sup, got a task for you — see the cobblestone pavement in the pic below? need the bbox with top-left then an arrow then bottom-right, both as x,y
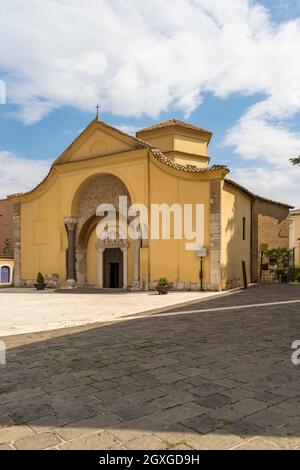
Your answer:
1,284 -> 300,450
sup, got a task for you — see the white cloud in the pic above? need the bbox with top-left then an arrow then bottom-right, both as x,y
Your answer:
229,165 -> 300,208
0,151 -> 51,198
0,0 -> 300,204
225,116 -> 300,166
0,0 -> 299,125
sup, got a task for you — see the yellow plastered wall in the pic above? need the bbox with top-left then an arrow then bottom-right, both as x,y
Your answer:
148,160 -> 210,286
21,178 -> 64,281
19,146 -> 149,285
0,258 -> 14,285
221,182 -> 251,289
135,132 -> 174,152
174,134 -> 208,156
67,128 -> 134,162
172,154 -> 209,169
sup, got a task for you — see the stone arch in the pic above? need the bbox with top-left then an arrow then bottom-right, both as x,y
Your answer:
71,174 -> 132,287
73,174 -> 132,244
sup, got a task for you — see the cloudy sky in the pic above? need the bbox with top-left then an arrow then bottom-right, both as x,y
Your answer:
0,0 -> 300,206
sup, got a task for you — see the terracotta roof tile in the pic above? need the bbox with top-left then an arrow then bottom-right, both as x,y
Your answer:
150,149 -> 226,173
137,119 -> 212,137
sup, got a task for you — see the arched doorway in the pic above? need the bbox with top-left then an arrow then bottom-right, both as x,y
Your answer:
71,173 -> 133,288
103,248 -> 123,288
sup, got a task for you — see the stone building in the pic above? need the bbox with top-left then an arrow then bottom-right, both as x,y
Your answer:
0,198 -> 14,285
6,118 -> 292,290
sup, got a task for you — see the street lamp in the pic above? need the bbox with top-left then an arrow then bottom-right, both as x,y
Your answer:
195,246 -> 208,291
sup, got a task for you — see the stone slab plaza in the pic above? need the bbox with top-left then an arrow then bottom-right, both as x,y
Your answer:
1,284 -> 300,450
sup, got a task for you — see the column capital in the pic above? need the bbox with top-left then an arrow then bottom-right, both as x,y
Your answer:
64,216 -> 78,231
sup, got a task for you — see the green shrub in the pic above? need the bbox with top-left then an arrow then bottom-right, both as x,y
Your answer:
36,272 -> 45,285
157,277 -> 169,286
296,273 -> 300,283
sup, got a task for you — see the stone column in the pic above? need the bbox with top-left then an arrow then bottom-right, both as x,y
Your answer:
132,237 -> 141,290
76,248 -> 87,287
97,246 -> 105,288
121,247 -> 128,289
12,201 -> 21,287
210,179 -> 222,291
64,217 -> 78,287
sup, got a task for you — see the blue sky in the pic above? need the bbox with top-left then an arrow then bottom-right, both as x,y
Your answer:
1,0 -> 300,205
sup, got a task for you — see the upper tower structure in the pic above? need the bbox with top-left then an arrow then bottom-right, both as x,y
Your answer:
136,119 -> 212,169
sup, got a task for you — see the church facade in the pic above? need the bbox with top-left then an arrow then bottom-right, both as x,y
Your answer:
8,118 -> 291,291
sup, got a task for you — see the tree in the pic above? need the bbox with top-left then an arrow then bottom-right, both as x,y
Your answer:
290,156 -> 300,165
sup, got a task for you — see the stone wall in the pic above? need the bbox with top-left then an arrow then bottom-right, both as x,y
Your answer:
12,201 -> 21,286
0,198 -> 13,258
74,174 -> 132,286
75,174 -> 132,245
210,179 -> 222,291
251,198 -> 290,282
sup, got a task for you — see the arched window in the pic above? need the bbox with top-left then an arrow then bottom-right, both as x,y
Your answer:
0,266 -> 10,284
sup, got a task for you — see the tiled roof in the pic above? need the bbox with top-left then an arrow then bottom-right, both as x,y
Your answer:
137,119 -> 212,137
150,149 -> 226,173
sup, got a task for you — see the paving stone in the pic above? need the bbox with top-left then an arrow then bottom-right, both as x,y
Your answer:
125,435 -> 166,450
58,431 -> 121,450
150,391 -> 195,410
109,417 -> 156,444
0,425 -> 34,444
222,387 -> 255,401
27,415 -> 65,432
151,403 -> 209,426
190,382 -> 227,397
182,413 -> 225,434
8,404 -> 55,424
0,387 -> 45,405
262,434 -> 300,450
0,415 -> 14,428
220,398 -> 268,417
233,437 -> 281,450
14,432 -> 61,450
244,408 -> 288,430
0,443 -> 14,450
157,373 -> 186,384
255,390 -> 287,405
184,430 -> 245,450
124,387 -> 166,404
112,403 -> 157,421
225,419 -> 263,438
196,393 -> 235,409
55,412 -> 122,441
54,406 -> 98,424
2,284 -> 300,451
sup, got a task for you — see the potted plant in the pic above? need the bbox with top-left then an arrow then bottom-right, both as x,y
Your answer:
34,272 -> 47,290
156,277 -> 170,295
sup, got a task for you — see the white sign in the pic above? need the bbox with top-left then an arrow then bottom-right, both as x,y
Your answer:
195,247 -> 207,257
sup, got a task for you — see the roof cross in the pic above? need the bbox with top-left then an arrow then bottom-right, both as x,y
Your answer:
96,104 -> 100,120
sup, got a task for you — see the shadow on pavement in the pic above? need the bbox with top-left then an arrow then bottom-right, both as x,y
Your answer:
1,284 -> 300,449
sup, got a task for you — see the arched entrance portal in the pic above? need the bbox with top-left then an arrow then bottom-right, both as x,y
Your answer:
67,173 -> 133,288
103,248 -> 123,288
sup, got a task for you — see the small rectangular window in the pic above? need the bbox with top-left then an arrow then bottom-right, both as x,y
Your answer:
243,217 -> 246,241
